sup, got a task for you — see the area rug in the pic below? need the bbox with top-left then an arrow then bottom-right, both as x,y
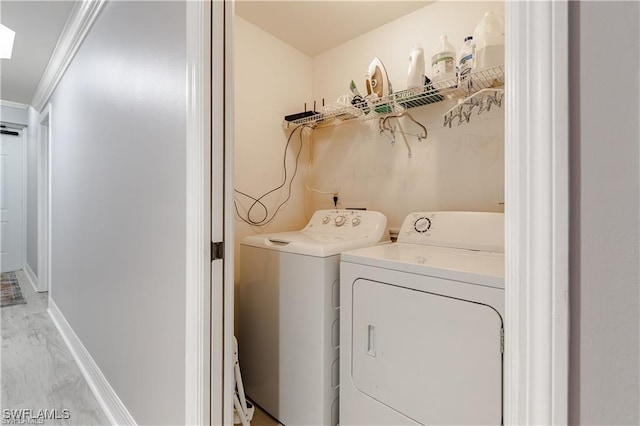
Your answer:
1,271 -> 26,308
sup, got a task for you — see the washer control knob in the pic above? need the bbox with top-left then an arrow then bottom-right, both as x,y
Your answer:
322,216 -> 330,224
335,215 -> 346,226
414,217 -> 431,233
352,218 -> 361,227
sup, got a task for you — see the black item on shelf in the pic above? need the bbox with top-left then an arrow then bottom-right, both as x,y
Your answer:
284,110 -> 320,122
351,94 -> 371,114
285,101 -> 322,123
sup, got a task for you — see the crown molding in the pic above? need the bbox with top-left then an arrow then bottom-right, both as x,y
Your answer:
30,0 -> 106,112
0,100 -> 28,109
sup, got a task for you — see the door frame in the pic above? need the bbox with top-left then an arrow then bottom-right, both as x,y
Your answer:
222,2 -> 236,423
184,1 -> 234,424
36,104 -> 52,293
504,1 -> 569,423
21,128 -> 27,277
185,1 -> 212,425
184,0 -> 571,424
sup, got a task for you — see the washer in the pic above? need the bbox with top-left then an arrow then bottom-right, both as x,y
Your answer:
238,209 -> 388,426
339,211 -> 504,426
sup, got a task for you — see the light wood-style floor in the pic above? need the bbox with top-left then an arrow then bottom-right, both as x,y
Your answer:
247,401 -> 280,426
1,270 -> 283,426
1,270 -> 109,425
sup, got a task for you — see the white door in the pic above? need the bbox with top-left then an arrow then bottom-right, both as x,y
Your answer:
0,131 -> 24,273
352,279 -> 503,425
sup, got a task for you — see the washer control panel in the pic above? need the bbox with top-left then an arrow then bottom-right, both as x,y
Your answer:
398,211 -> 505,252
304,209 -> 388,238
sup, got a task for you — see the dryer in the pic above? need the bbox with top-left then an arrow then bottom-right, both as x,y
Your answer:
238,209 -> 388,426
339,211 -> 504,425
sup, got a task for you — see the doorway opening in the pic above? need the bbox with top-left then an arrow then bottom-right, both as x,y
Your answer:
194,1 -> 570,424
0,127 -> 25,274
229,2 -> 506,425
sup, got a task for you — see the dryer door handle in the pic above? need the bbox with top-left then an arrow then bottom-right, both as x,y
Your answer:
366,323 -> 376,357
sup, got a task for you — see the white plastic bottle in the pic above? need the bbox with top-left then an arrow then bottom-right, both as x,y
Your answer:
473,11 -> 505,70
407,44 -> 425,91
458,36 -> 476,89
431,35 -> 457,84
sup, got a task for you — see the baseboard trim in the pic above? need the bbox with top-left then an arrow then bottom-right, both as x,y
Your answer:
48,300 -> 137,426
22,263 -> 39,293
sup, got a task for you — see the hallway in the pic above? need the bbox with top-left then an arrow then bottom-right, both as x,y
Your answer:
1,271 -> 109,425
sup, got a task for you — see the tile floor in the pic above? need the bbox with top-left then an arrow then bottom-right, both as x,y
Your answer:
1,270 -> 109,425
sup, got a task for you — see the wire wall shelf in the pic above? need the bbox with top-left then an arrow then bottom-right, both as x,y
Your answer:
282,65 -> 505,130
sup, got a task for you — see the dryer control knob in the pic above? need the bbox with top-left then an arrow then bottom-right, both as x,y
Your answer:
335,215 -> 346,226
322,216 -> 330,224
352,218 -> 361,226
414,217 -> 431,233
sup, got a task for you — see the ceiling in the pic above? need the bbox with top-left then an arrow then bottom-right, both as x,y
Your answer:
0,1 -> 433,105
0,1 -> 75,105
235,1 -> 433,57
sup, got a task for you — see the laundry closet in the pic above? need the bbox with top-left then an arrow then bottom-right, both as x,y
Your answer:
232,1 -> 505,425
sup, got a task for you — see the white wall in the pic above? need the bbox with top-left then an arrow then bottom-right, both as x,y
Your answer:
312,1 -> 505,104
48,2 -> 186,424
0,104 -> 28,126
26,106 -> 38,275
233,1 -> 504,239
570,2 -> 640,424
233,15 -> 313,283
308,1 -> 505,230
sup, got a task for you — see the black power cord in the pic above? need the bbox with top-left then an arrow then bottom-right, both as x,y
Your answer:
234,124 -> 310,227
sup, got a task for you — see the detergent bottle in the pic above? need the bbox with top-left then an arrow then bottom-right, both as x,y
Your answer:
407,44 -> 425,91
458,36 -> 476,90
431,35 -> 457,85
473,11 -> 505,70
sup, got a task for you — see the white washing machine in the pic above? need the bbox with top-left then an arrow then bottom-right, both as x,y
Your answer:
238,209 -> 388,426
339,211 -> 504,426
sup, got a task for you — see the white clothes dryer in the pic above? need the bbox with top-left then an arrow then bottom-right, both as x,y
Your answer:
238,209 -> 388,426
340,211 -> 504,426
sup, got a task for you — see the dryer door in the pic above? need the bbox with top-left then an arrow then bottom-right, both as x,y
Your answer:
352,278 -> 503,425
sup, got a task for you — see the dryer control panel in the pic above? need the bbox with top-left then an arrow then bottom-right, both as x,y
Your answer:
303,209 -> 389,239
398,211 -> 504,253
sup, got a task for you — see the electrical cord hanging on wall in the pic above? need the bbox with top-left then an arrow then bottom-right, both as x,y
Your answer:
303,128 -> 335,197
303,129 -> 339,211
234,124 -> 311,227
